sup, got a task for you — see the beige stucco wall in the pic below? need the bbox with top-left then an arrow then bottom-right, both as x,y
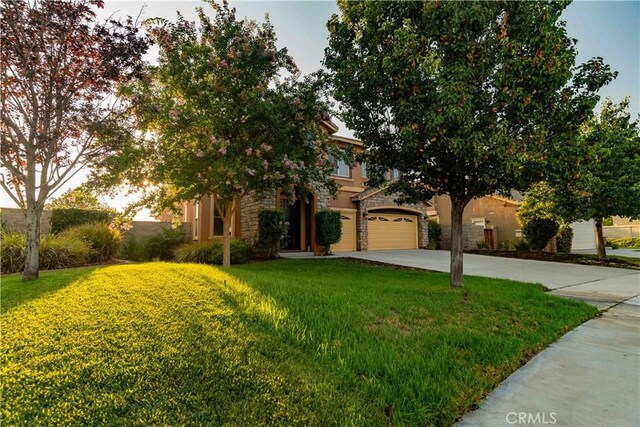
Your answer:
613,216 -> 638,226
433,195 -> 520,245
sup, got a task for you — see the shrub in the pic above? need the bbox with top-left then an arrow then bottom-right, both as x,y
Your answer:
175,239 -> 251,265
1,230 -> 89,274
522,217 -> 559,250
256,209 -> 286,259
513,238 -> 530,251
497,240 -> 511,250
51,208 -> 113,234
608,237 -> 640,249
145,227 -> 187,261
315,209 -> 342,255
121,235 -> 149,262
427,219 -> 442,249
60,222 -> 121,263
556,226 -> 574,253
477,240 -> 489,250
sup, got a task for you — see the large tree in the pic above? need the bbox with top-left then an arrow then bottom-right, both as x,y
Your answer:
97,2 -> 339,267
555,98 -> 640,259
325,0 -> 615,286
0,0 -> 149,279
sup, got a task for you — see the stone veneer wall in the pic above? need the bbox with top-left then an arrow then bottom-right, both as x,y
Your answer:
355,191 -> 429,251
239,191 -> 276,241
440,223 -> 486,250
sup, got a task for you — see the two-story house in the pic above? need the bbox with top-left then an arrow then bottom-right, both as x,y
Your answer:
181,121 -> 430,253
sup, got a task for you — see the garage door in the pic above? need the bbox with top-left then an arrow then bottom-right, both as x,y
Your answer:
368,213 -> 418,250
331,211 -> 356,252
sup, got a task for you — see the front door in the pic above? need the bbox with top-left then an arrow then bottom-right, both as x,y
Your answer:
281,198 -> 301,250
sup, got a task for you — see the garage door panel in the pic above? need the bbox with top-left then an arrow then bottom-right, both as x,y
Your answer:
368,213 -> 417,250
332,212 -> 356,252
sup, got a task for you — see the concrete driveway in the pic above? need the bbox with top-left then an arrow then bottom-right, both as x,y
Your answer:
333,250 -> 640,427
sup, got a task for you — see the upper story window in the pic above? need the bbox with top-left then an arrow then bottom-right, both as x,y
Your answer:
329,153 -> 351,178
389,168 -> 399,180
361,162 -> 367,178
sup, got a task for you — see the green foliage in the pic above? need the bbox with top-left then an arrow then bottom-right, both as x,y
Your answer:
513,238 -> 530,251
120,228 -> 187,262
477,241 -> 489,250
120,236 -> 149,262
560,99 -> 640,223
427,219 -> 442,249
101,2 -> 340,226
556,226 -> 574,253
1,231 -> 90,274
145,227 -> 187,261
497,240 -> 511,250
602,217 -> 614,226
256,209 -> 286,259
47,185 -> 109,210
522,218 -> 559,250
1,260 -> 595,425
326,1 -> 615,203
608,237 -> 640,249
60,223 -> 122,263
325,1 -> 615,283
51,208 -> 113,234
315,210 -> 342,254
175,239 -> 251,265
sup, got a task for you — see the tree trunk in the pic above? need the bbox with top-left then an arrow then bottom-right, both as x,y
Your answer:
222,215 -> 231,267
594,217 -> 607,260
23,202 -> 41,280
450,195 -> 467,287
217,198 -> 235,268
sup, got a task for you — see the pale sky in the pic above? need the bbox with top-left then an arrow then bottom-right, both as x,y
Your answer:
2,1 -> 638,220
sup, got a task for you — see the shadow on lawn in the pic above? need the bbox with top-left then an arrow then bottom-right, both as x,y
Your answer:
1,267 -> 99,313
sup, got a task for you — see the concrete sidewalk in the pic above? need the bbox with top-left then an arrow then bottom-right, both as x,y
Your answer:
298,250 -> 640,427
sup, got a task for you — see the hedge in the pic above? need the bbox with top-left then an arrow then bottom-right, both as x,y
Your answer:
556,226 -> 573,253
427,219 -> 442,249
522,217 -> 559,251
256,209 -> 286,259
315,210 -> 342,255
51,208 -> 114,234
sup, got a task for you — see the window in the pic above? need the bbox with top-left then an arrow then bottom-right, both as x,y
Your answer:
390,168 -> 399,180
213,209 -> 224,236
361,162 -> 367,178
193,202 -> 199,239
329,153 -> 350,178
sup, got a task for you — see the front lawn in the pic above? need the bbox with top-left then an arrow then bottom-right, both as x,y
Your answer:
1,260 -> 596,426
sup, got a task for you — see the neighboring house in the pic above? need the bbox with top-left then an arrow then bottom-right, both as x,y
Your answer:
431,192 -> 523,250
182,121 -> 430,253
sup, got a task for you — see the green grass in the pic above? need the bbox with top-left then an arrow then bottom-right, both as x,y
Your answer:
1,260 -> 596,426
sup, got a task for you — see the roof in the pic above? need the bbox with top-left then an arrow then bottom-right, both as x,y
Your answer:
321,119 -> 339,134
351,182 -> 432,207
330,134 -> 364,147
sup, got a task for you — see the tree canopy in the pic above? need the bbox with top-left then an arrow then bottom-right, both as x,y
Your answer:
324,0 -> 616,285
98,1 -> 339,266
0,0 -> 149,279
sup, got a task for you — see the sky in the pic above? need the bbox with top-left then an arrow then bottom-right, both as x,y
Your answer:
2,0 -> 639,219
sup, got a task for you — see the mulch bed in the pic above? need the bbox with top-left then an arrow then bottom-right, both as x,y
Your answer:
468,250 -> 640,270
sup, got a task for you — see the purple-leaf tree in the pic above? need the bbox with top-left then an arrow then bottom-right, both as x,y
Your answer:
0,0 -> 150,279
